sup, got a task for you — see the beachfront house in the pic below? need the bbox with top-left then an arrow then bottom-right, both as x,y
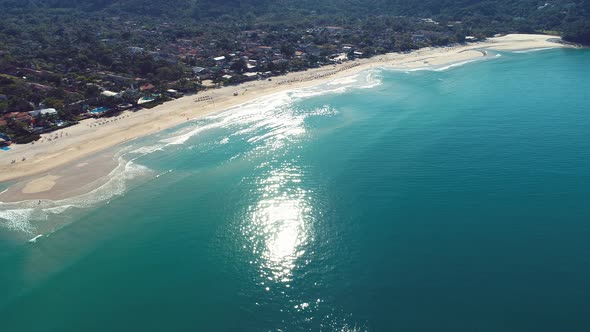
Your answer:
192,66 -> 207,75
117,103 -> 134,111
165,89 -> 183,98
0,133 -> 12,148
140,83 -> 156,92
137,92 -> 163,107
246,60 -> 258,71
221,74 -> 235,84
213,56 -> 226,64
242,72 -> 259,81
28,108 -> 58,117
100,90 -> 121,98
4,112 -> 33,126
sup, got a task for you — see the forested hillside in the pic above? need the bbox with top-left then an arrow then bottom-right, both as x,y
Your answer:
1,0 -> 588,42
3,0 -> 590,40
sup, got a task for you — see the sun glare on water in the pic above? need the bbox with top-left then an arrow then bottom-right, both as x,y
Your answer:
244,165 -> 313,284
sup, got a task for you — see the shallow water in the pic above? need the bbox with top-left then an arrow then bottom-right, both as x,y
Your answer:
1,48 -> 590,331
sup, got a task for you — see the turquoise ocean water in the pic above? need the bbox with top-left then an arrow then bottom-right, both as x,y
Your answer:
1,48 -> 590,331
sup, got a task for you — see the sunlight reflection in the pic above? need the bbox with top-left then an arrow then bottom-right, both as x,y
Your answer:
244,165 -> 313,284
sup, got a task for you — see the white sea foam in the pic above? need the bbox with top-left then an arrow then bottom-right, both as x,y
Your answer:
158,71 -> 378,151
298,70 -> 382,96
28,234 -> 43,243
317,69 -> 381,89
513,47 -> 554,53
398,59 -> 477,72
434,58 -> 486,71
0,154 -> 153,234
1,67 -> 382,235
389,54 -> 498,73
155,169 -> 173,178
127,144 -> 165,155
0,208 -> 36,233
159,122 -> 218,146
400,66 -> 431,73
356,70 -> 382,89
44,205 -> 75,215
327,74 -> 359,85
308,105 -> 338,117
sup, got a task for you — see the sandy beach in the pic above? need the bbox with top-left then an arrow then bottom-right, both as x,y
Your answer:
0,34 -> 573,202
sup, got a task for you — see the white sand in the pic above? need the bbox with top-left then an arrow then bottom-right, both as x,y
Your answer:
0,34 -> 572,194
21,175 -> 60,194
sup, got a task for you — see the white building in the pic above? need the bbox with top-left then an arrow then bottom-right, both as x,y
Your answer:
243,72 -> 258,81
28,108 -> 58,117
101,90 -> 121,98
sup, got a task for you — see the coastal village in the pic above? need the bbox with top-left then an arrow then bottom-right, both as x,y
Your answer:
0,16 -> 478,148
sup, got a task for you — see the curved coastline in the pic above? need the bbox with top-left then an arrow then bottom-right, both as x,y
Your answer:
0,34 -> 572,203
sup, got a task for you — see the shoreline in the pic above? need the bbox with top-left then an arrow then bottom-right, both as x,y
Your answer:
0,34 -> 574,202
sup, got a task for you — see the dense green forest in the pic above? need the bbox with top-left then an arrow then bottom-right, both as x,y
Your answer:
0,0 -> 589,43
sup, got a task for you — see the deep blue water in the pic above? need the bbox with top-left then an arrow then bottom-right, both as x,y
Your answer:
1,48 -> 590,331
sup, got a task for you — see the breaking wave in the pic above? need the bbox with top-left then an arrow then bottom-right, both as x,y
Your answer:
512,47 -> 555,53
154,69 -> 381,149
0,68 -> 381,236
0,153 -> 154,235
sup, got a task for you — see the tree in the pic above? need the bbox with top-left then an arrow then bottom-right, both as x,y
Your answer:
564,20 -> 590,45
156,66 -> 182,81
43,97 -> 65,109
280,43 -> 296,57
230,59 -> 247,74
8,99 -> 33,112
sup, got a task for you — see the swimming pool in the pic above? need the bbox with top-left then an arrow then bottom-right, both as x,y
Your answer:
90,107 -> 109,114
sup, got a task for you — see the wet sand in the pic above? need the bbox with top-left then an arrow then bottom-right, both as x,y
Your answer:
0,150 -> 119,202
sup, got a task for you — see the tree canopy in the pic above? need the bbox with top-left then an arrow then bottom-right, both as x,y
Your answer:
1,0 -> 588,43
